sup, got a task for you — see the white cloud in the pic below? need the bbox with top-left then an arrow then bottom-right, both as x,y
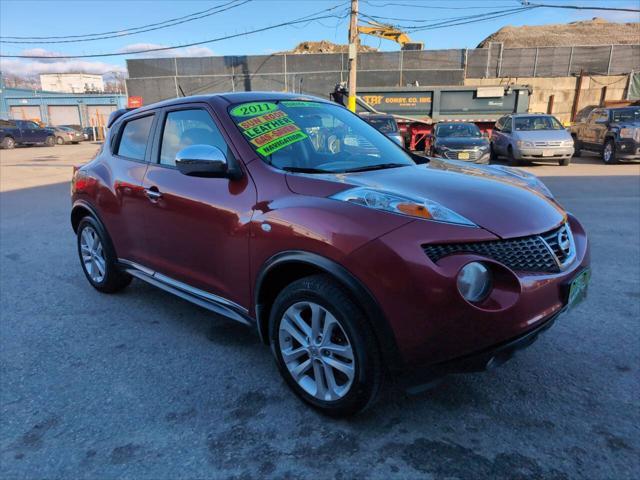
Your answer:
0,48 -> 126,78
118,43 -> 215,58
0,43 -> 215,80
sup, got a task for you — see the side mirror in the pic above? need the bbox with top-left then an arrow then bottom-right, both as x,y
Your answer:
175,144 -> 241,179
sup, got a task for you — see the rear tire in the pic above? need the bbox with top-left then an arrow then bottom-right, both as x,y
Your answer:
1,136 -> 16,149
76,216 -> 131,293
603,140 -> 618,164
269,274 -> 383,417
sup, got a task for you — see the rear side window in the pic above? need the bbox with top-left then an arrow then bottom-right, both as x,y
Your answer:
0,119 -> 16,128
117,115 -> 154,161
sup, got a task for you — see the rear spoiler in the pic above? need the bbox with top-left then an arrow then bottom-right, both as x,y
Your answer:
107,108 -> 137,128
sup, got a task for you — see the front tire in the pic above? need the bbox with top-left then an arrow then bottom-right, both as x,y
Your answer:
56,136 -> 64,145
76,217 -> 131,293
559,157 -> 571,166
572,135 -> 581,157
603,140 -> 618,164
44,135 -> 55,147
269,274 -> 383,416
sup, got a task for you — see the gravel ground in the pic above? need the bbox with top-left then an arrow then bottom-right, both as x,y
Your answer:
1,143 -> 639,479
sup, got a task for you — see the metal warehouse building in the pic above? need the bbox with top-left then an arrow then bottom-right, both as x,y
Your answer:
0,79 -> 126,127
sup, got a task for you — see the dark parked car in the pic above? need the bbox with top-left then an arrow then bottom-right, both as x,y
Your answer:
429,122 -> 490,163
359,113 -> 404,146
570,106 -> 640,163
51,126 -> 84,144
71,93 -> 590,415
0,119 -> 55,148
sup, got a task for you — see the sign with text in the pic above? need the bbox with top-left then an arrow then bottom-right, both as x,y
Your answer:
360,92 -> 433,116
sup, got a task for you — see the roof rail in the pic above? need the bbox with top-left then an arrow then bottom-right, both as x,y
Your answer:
107,108 -> 136,128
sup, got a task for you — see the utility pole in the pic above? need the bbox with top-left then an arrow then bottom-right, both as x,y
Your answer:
347,0 -> 359,112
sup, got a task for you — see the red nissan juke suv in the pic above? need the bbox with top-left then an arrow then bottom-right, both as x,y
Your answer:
71,93 -> 590,416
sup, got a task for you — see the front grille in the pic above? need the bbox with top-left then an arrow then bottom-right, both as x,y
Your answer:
443,149 -> 482,161
423,223 -> 574,273
533,141 -> 562,147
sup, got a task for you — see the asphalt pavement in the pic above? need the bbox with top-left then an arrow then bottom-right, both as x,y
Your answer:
1,143 -> 639,479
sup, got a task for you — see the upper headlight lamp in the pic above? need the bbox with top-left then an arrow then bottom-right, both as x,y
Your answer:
516,140 -> 534,148
620,127 -> 635,139
330,187 -> 477,226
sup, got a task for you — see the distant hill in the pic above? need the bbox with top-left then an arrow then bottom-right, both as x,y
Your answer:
286,41 -> 377,54
477,18 -> 640,48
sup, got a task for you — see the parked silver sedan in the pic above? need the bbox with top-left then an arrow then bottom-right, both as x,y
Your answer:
51,126 -> 84,145
491,114 -> 574,166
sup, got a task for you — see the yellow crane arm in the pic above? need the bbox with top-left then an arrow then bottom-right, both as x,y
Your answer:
357,24 -> 412,46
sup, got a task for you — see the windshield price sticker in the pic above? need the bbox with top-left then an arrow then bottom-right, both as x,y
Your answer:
243,116 -> 295,140
280,101 -> 322,108
238,110 -> 287,130
230,102 -> 278,117
256,130 -> 308,156
251,124 -> 301,147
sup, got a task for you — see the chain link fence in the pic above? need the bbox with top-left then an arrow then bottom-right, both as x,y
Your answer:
126,44 -> 640,104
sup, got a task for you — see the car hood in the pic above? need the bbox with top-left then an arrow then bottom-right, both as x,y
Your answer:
513,129 -> 571,141
435,137 -> 488,149
286,159 -> 565,238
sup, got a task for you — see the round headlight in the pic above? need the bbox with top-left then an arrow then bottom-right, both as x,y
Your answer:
457,262 -> 492,303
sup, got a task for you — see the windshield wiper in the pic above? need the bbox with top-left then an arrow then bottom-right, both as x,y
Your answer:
340,163 -> 410,173
281,166 -> 332,174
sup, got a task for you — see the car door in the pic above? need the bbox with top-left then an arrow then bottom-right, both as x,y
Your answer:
140,103 -> 256,307
592,110 -> 610,148
104,112 -> 157,265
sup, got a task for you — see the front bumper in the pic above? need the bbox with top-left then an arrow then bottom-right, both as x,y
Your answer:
436,150 -> 491,164
615,138 -> 640,160
515,146 -> 574,161
399,307 -> 562,392
344,214 -> 590,369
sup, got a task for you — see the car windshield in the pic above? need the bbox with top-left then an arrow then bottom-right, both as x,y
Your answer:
514,116 -> 563,131
228,100 -> 414,173
365,117 -> 398,134
435,123 -> 481,138
611,107 -> 640,123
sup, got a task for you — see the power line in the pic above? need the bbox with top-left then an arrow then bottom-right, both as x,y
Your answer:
359,6 -> 538,32
0,0 -> 244,40
0,1 -> 251,44
363,1 -> 522,10
359,6 -> 537,29
524,2 -> 639,13
0,4 -> 350,59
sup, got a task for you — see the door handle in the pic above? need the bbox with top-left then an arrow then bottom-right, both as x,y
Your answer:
145,187 -> 162,201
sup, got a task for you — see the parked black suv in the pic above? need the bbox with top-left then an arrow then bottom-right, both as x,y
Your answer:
570,106 -> 639,163
0,119 -> 55,149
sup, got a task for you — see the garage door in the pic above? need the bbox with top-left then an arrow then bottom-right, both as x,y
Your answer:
87,105 -> 117,128
48,105 -> 81,126
10,105 -> 41,122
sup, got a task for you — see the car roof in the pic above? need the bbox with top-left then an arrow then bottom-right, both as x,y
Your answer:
117,91 -> 333,125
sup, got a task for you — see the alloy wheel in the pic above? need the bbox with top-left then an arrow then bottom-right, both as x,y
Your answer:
80,226 -> 107,283
603,143 -> 613,163
278,301 -> 355,401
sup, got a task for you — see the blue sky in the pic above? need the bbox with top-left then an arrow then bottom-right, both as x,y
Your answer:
1,0 -> 638,77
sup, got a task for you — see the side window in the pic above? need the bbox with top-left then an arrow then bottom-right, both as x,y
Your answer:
0,119 -> 15,128
495,116 -> 504,130
587,110 -> 602,124
116,115 -> 154,161
159,109 -> 231,166
503,117 -> 512,132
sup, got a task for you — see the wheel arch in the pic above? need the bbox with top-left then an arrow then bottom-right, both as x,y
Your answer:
71,200 -> 121,261
254,250 -> 403,371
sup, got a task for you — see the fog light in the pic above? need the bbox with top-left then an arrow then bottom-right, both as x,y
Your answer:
457,262 -> 492,303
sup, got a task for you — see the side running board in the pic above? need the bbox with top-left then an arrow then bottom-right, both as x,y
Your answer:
118,259 -> 254,326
